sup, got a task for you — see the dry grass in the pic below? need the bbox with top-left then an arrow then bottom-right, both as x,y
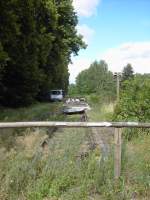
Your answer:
0,101 -> 149,199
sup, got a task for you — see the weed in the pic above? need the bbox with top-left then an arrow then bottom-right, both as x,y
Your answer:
0,102 -> 149,199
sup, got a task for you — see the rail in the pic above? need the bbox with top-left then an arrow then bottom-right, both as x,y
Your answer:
0,121 -> 150,128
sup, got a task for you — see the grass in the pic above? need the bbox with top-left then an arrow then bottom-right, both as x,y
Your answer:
0,102 -> 114,199
89,102 -> 114,122
0,102 -> 63,122
0,127 -> 114,200
0,101 -> 150,199
0,102 -> 64,149
123,133 -> 150,198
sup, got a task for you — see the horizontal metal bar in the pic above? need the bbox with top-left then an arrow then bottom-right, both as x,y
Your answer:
0,121 -> 150,129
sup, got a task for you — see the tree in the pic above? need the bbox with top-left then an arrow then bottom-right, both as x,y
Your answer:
44,0 -> 85,92
114,74 -> 150,122
76,60 -> 115,99
0,0 -> 85,107
68,84 -> 78,96
0,0 -> 44,106
122,63 -> 134,82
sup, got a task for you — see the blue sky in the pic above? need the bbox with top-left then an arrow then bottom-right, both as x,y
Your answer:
69,0 -> 150,83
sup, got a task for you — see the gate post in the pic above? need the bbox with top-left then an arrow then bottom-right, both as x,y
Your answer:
114,128 -> 122,179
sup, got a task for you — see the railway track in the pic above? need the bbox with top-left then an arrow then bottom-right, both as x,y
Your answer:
40,101 -> 113,161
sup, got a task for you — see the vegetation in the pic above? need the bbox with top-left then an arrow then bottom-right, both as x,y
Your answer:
68,84 -> 78,96
0,102 -> 64,150
0,102 -> 114,200
0,101 -> 150,199
0,102 -> 62,122
75,60 -> 116,100
113,73 -> 150,140
0,0 -> 149,199
121,63 -> 134,82
0,0 -> 85,107
114,74 -> 150,122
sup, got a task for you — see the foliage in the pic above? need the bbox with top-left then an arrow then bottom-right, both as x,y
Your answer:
89,94 -> 101,104
76,60 -> 116,100
68,83 -> 78,96
121,63 -> 134,82
114,74 -> 150,122
0,0 -> 85,107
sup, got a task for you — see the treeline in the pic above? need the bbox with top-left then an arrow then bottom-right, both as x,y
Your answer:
69,60 -> 116,101
69,61 -> 150,123
0,0 -> 85,107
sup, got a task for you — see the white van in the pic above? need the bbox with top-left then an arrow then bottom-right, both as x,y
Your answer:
50,90 -> 64,101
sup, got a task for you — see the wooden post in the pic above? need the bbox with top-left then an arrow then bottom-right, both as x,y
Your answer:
114,128 -> 122,179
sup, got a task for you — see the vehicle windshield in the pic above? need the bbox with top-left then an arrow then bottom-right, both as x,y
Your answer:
51,90 -> 61,95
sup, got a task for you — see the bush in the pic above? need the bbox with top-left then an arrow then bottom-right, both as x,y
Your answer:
114,74 -> 150,122
89,94 -> 101,105
114,74 -> 150,140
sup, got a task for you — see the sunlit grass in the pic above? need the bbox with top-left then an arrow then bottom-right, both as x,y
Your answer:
88,102 -> 114,121
0,126 -> 112,200
0,101 -> 149,199
0,102 -> 62,122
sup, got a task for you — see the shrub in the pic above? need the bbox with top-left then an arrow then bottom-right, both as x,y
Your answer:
114,74 -> 150,140
114,74 -> 150,122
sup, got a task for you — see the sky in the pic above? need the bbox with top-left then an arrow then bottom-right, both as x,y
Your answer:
69,0 -> 150,83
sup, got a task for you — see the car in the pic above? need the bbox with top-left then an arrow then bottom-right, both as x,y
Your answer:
50,90 -> 64,101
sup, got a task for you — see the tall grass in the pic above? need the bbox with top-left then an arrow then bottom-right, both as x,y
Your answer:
0,102 -> 149,199
0,102 -> 63,149
0,127 -> 113,200
0,102 -> 115,199
0,102 -> 62,122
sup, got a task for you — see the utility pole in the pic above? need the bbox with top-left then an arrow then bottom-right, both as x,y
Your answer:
114,72 -> 121,102
117,73 -> 120,102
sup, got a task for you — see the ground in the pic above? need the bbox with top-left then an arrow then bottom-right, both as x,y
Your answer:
0,102 -> 149,199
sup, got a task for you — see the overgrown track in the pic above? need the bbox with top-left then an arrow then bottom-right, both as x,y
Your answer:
39,106 -> 114,160
80,111 -> 114,159
73,111 -> 114,160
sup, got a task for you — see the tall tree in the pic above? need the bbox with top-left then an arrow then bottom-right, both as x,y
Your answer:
122,63 -> 134,82
0,0 -> 43,106
76,60 -> 115,98
0,0 -> 85,107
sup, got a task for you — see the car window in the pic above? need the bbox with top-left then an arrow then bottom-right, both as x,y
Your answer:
51,91 -> 61,95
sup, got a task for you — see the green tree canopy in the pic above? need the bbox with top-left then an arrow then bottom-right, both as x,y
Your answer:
76,60 -> 115,98
114,74 -> 150,122
122,63 -> 134,82
0,0 -> 85,107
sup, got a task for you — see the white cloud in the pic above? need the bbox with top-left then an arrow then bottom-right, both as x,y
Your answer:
73,0 -> 101,17
100,42 -> 150,73
69,42 -> 150,84
77,24 -> 95,44
69,57 -> 92,83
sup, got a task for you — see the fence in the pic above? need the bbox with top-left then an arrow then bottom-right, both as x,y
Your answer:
0,121 -> 150,179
